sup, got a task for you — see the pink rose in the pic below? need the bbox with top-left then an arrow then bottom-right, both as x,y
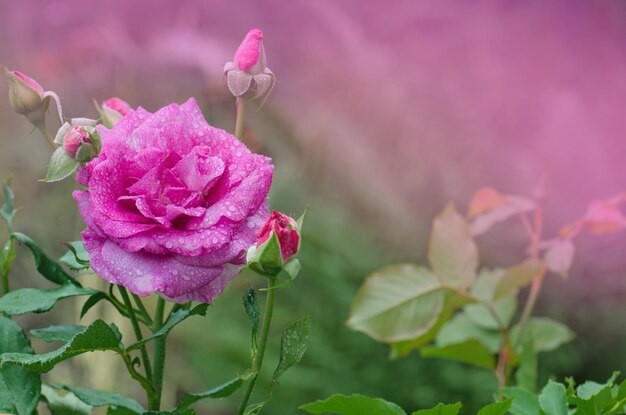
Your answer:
73,98 -> 274,303
63,125 -> 91,158
102,97 -> 132,116
257,211 -> 300,262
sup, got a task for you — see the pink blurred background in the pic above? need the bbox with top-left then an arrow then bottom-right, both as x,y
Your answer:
2,0 -> 626,411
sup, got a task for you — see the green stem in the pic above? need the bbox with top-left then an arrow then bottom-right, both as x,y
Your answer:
235,99 -> 245,140
33,122 -> 56,150
1,268 -> 8,296
151,297 -> 167,410
132,293 -> 153,327
118,286 -> 153,383
120,350 -> 156,403
237,277 -> 277,415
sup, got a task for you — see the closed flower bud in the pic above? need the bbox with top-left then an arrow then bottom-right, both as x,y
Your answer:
246,211 -> 302,276
63,125 -> 91,158
224,28 -> 275,108
2,66 -> 44,116
99,97 -> 132,128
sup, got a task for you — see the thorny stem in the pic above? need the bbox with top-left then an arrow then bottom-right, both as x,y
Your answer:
237,276 -> 277,415
118,286 -> 153,383
235,98 -> 245,140
151,297 -> 167,410
120,350 -> 157,404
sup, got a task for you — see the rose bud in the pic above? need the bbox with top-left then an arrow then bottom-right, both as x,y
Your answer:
99,97 -> 132,128
224,28 -> 276,108
246,211 -> 302,277
63,125 -> 91,158
2,66 -> 44,115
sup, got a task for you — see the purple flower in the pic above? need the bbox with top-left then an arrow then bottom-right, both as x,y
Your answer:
73,98 -> 273,303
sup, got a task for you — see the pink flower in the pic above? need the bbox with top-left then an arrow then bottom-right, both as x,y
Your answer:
63,125 -> 91,158
73,98 -> 274,303
234,28 -> 265,74
257,211 -> 300,262
102,97 -> 132,116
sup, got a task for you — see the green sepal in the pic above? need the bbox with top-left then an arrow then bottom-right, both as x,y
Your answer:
41,147 -> 79,183
247,230 -> 283,276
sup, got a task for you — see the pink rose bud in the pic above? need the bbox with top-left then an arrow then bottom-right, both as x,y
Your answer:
224,28 -> 275,107
102,97 -> 131,116
234,28 -> 266,75
63,125 -> 91,158
257,211 -> 300,262
99,96 -> 132,128
2,66 -> 45,115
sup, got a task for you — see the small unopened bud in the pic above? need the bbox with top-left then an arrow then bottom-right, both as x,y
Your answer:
2,66 -> 44,116
224,28 -> 275,108
99,97 -> 132,128
246,211 -> 302,277
63,125 -> 91,158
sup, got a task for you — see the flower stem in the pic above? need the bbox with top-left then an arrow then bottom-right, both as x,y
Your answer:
151,297 -> 167,410
237,277 -> 277,415
118,286 -> 153,383
235,99 -> 245,140
33,122 -> 56,150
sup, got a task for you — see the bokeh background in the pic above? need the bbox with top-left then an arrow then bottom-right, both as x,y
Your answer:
2,0 -> 626,413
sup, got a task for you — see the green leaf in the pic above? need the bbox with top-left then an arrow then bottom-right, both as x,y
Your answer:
0,319 -> 121,372
0,316 -> 41,415
0,177 -> 17,226
176,377 -> 243,409
428,204 -> 479,289
243,288 -> 260,358
126,303 -> 208,352
11,232 -> 80,286
421,339 -> 496,369
570,375 -> 617,415
80,292 -> 109,318
347,264 -> 445,343
464,269 -> 517,330
501,387 -> 540,415
41,384 -> 91,415
271,316 -> 310,388
538,381 -> 568,415
411,402 -> 462,415
0,284 -> 96,316
60,241 -> 90,271
494,259 -> 545,300
299,393 -> 407,415
42,146 -> 79,183
476,399 -> 512,415
30,325 -> 86,343
543,239 -> 575,278
56,384 -> 144,413
435,313 -> 501,353
511,317 -> 575,353
469,195 -> 535,236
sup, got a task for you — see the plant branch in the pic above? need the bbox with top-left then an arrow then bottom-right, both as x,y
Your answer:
151,297 -> 167,411
235,99 -> 245,140
237,276 -> 277,415
118,286 -> 153,383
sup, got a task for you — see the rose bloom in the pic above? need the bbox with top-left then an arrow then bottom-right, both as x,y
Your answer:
74,98 -> 273,303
